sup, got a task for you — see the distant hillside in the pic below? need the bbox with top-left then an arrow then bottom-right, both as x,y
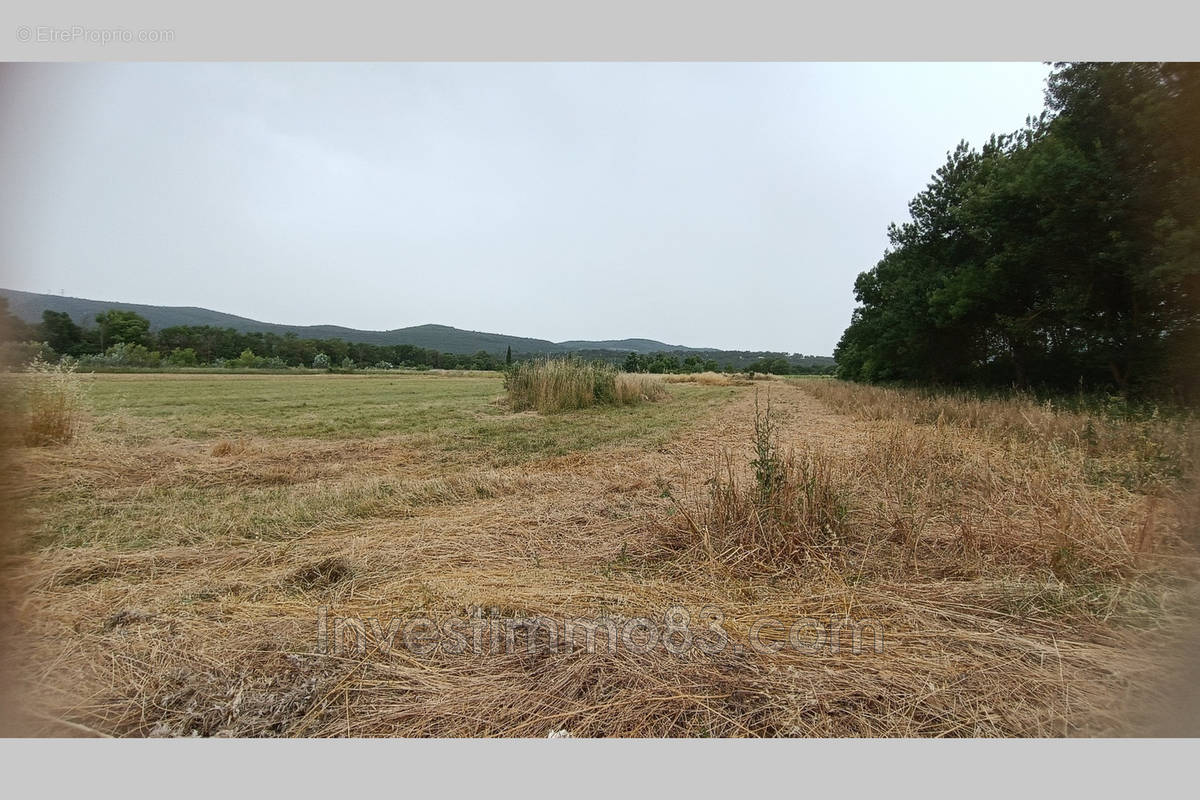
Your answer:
0,287 -> 833,366
0,288 -> 573,353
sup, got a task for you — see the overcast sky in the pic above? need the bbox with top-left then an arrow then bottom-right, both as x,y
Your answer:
0,62 -> 1050,354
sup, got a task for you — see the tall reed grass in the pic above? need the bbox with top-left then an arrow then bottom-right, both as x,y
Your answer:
505,358 -> 668,413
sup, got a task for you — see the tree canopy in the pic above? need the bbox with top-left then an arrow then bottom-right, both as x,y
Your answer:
835,62 -> 1200,399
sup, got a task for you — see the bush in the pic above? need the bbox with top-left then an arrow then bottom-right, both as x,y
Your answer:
505,357 -> 668,413
23,357 -> 87,447
232,348 -> 258,368
167,347 -> 198,367
78,342 -> 160,368
225,349 -> 287,369
312,353 -> 331,370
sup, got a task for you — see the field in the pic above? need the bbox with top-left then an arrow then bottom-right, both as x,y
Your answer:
1,371 -> 1198,737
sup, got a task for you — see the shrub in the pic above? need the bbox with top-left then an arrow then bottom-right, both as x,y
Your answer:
505,357 -> 669,413
22,357 -> 87,447
78,342 -> 160,368
232,348 -> 258,368
226,350 -> 288,370
312,353 -> 331,370
167,347 -> 198,367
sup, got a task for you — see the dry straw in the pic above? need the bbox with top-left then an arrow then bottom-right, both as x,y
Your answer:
5,376 -> 1198,737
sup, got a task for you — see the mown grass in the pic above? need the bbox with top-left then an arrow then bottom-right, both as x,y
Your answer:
7,372 -> 1199,738
12,372 -> 739,551
82,373 -> 500,440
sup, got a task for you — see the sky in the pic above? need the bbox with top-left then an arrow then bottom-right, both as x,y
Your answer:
0,62 -> 1051,354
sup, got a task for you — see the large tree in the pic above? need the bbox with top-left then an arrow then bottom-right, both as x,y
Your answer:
39,310 -> 83,356
94,310 -> 151,351
836,62 -> 1200,398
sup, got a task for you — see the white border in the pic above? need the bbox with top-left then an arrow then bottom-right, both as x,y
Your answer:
1,0 -> 1198,61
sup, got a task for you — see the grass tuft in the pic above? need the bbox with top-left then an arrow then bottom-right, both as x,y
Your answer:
660,391 -> 851,572
23,357 -> 87,447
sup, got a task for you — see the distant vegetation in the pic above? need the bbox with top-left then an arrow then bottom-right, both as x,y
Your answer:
0,297 -> 834,376
620,351 -> 833,376
0,287 -> 834,372
836,62 -> 1199,400
0,302 -> 508,371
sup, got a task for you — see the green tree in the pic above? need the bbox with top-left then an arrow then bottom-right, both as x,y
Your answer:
39,310 -> 83,355
233,348 -> 258,368
94,309 -> 150,350
167,347 -> 198,367
835,62 -> 1200,398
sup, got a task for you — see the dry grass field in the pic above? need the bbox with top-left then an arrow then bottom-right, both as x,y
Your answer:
1,370 -> 1198,737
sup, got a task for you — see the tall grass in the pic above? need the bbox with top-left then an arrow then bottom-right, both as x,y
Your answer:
23,357 -> 87,447
660,385 -> 1179,586
505,358 -> 668,413
805,380 -> 1195,490
614,372 -> 670,405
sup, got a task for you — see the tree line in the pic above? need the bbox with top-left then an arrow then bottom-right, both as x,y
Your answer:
835,63 -> 1199,399
0,304 -> 507,370
0,302 -> 836,375
621,351 -> 833,375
